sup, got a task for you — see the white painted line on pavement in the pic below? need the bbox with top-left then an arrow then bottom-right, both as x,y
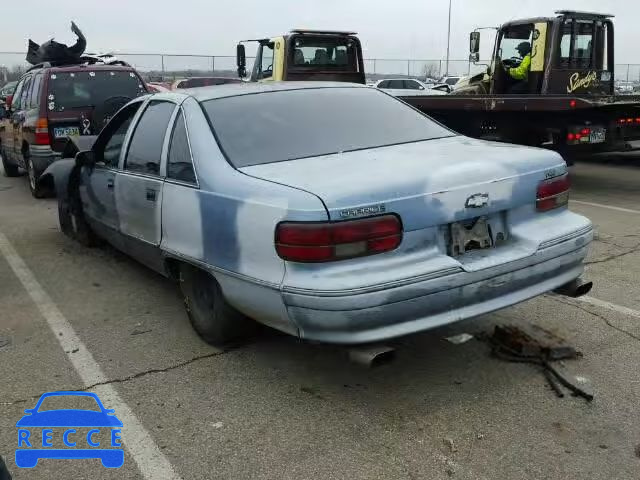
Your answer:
0,232 -> 182,480
571,200 -> 640,214
576,295 -> 640,319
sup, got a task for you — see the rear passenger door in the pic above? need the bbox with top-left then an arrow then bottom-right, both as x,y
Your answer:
115,100 -> 176,271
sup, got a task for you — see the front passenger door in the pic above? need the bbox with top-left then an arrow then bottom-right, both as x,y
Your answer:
80,101 -> 142,245
116,101 -> 176,271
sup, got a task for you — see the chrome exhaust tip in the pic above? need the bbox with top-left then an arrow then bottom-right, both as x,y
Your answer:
553,278 -> 593,298
348,344 -> 396,368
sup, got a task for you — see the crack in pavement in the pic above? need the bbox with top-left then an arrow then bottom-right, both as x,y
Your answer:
0,349 -> 226,407
548,295 -> 640,342
585,242 -> 640,265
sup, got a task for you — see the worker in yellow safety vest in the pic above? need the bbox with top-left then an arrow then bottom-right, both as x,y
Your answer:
508,42 -> 532,93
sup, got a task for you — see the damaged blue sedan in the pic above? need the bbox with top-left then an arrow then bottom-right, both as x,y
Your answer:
40,83 -> 593,345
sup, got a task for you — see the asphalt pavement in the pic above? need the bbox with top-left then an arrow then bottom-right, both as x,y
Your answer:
1,157 -> 640,479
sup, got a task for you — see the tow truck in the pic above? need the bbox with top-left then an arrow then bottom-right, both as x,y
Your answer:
236,12 -> 640,163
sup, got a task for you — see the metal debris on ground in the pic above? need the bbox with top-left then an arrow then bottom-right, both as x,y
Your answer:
445,333 -> 474,345
488,324 -> 594,402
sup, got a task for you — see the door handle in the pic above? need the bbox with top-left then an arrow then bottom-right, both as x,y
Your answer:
146,188 -> 157,202
106,179 -> 114,190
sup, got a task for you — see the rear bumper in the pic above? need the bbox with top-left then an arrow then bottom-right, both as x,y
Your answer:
282,228 -> 592,344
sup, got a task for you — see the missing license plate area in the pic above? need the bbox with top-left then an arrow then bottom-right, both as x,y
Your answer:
589,128 -> 606,144
449,216 -> 496,256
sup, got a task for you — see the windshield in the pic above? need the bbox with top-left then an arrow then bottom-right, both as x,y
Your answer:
203,87 -> 453,167
47,70 -> 146,112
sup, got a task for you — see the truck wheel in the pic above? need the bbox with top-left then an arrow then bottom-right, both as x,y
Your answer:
179,265 -> 256,346
58,192 -> 97,246
0,150 -> 19,177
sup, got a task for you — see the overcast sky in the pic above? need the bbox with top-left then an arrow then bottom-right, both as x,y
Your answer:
2,0 -> 637,61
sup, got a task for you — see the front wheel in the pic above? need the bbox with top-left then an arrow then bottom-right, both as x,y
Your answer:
58,193 -> 97,246
179,265 -> 256,346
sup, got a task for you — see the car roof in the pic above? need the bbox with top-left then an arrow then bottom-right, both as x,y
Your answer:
161,81 -> 369,102
29,64 -> 138,74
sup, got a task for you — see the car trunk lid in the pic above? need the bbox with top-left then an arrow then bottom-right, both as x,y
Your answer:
240,136 -> 566,230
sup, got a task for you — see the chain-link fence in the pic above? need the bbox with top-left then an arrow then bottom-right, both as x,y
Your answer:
2,51 -> 640,84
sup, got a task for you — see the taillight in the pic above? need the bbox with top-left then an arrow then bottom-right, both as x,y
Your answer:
537,173 -> 570,212
275,215 -> 402,263
35,118 -> 50,145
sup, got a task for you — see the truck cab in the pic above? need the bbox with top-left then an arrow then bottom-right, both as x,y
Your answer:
236,30 -> 366,84
462,10 -> 614,96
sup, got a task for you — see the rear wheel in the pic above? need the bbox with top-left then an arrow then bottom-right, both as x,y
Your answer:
26,157 -> 47,198
179,265 -> 256,346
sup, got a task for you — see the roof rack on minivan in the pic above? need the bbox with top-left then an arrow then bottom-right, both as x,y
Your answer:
25,55 -> 131,73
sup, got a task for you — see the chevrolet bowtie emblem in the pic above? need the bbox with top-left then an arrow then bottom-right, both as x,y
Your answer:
465,193 -> 489,208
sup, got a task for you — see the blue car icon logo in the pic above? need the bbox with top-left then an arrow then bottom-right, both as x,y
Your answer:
15,391 -> 123,468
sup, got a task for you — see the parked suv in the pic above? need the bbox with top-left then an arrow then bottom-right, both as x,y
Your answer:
0,63 -> 147,197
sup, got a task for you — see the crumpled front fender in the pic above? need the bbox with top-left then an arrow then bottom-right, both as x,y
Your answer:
37,158 -> 77,199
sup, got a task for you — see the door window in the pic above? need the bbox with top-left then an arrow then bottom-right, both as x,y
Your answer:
387,80 -> 405,89
260,43 -> 275,80
97,101 -> 143,167
124,101 -> 175,176
377,80 -> 390,89
167,112 -> 196,184
404,80 -> 423,90
10,78 -> 26,110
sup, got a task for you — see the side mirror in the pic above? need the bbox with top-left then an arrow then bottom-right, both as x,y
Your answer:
236,44 -> 247,78
76,150 -> 97,167
5,94 -> 13,111
418,86 -> 425,90
470,31 -> 480,55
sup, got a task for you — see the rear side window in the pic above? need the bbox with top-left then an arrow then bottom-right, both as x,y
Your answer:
203,87 -> 453,168
125,101 -> 174,175
28,74 -> 43,109
387,80 -> 405,89
377,80 -> 390,89
17,76 -> 32,110
167,112 -> 196,184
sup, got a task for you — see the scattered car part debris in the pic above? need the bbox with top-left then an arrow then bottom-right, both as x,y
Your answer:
27,21 -> 86,65
445,333 -> 474,345
489,325 -> 593,402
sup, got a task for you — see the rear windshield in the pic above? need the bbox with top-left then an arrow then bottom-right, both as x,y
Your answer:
203,87 -> 453,167
47,70 -> 146,112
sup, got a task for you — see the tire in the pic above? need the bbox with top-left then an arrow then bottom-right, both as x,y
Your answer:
57,191 -> 97,246
179,265 -> 256,346
0,148 -> 19,177
26,157 -> 47,198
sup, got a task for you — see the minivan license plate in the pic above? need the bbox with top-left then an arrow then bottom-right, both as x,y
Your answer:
53,126 -> 80,138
